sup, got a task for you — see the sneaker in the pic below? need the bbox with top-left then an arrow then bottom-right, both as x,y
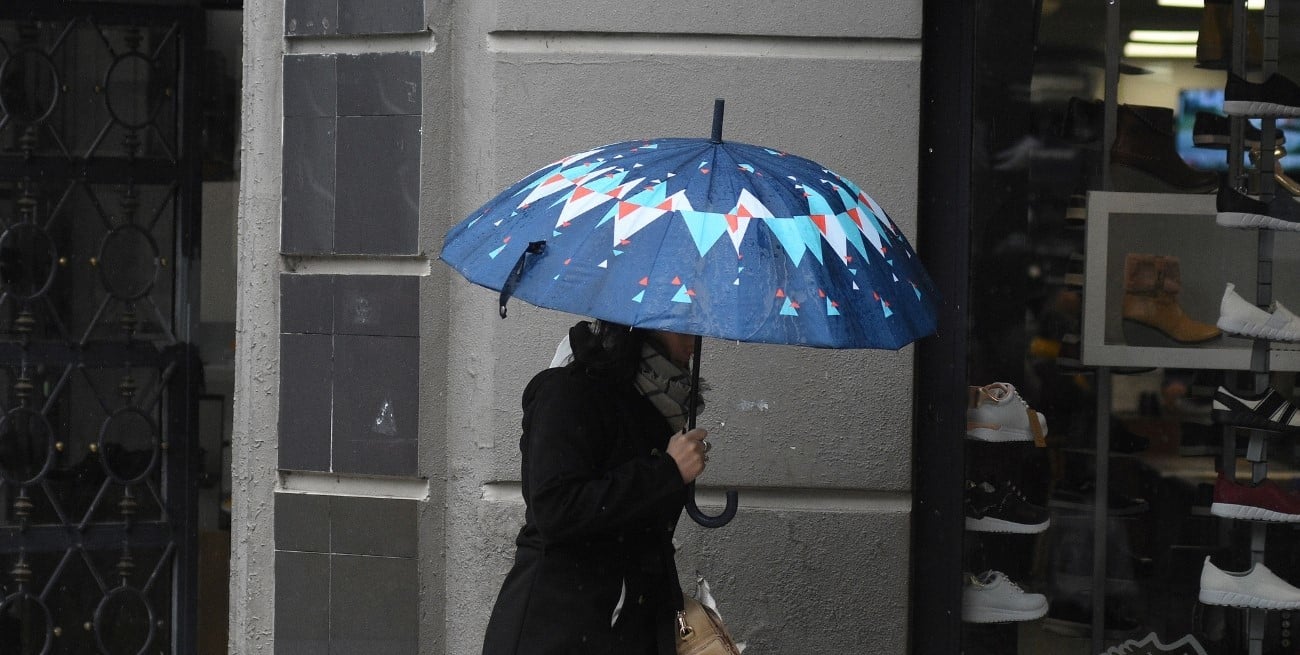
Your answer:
1215,184 -> 1300,232
1193,112 -> 1285,150
1049,479 -> 1149,516
965,480 -> 1050,534
961,570 -> 1048,623
1210,473 -> 1300,522
1199,557 -> 1300,609
1224,73 -> 1300,118
1065,194 -> 1088,227
1212,386 -> 1300,434
1104,632 -> 1211,655
966,383 -> 1048,443
1216,283 -> 1300,342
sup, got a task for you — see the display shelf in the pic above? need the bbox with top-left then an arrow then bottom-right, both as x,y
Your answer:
1081,191 -> 1300,372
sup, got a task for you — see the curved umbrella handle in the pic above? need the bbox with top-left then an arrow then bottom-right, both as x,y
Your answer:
686,483 -> 738,528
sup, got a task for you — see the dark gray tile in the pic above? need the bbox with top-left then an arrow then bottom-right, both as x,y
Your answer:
330,497 -> 417,557
282,116 -> 336,255
276,493 -> 331,553
281,274 -> 335,335
329,555 -> 417,655
334,115 -> 420,255
279,334 -> 333,471
284,55 -> 337,117
334,275 -> 418,337
331,335 -> 418,477
337,53 -> 421,117
285,0 -> 338,36
338,0 -> 424,35
275,551 -> 330,654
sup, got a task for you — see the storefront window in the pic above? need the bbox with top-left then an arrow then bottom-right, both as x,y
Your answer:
961,1 -> 1300,653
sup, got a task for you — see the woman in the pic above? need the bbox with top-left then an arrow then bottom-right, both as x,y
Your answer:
481,319 -> 710,655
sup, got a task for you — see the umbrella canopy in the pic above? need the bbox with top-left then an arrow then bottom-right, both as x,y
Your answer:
441,104 -> 939,527
440,137 -> 937,349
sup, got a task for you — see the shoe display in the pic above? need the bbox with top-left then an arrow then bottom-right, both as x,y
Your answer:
1215,184 -> 1300,232
1110,105 -> 1218,193
1216,282 -> 1300,342
1199,557 -> 1300,609
961,570 -> 1048,623
965,480 -> 1050,534
1224,73 -> 1300,118
1195,0 -> 1262,71
1049,479 -> 1150,516
966,382 -> 1048,443
1192,112 -> 1285,150
1212,385 -> 1300,434
1211,473 -> 1300,523
1121,254 -> 1222,345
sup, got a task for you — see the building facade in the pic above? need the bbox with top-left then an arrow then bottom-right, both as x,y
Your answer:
234,1 -> 927,653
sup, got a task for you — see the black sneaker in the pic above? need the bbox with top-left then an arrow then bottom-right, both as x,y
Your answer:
1215,184 -> 1300,232
1212,386 -> 1300,433
1193,111 -> 1285,150
1224,73 -> 1300,118
965,480 -> 1050,534
1049,479 -> 1149,516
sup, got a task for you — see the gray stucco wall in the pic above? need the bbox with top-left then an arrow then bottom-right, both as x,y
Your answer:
234,0 -> 923,653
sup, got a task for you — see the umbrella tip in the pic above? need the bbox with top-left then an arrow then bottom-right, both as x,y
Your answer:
710,98 -> 725,144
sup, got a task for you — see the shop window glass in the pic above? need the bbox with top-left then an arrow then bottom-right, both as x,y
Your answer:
962,1 -> 1300,653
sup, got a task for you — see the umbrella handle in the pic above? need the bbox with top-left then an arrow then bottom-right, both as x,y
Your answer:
686,483 -> 738,528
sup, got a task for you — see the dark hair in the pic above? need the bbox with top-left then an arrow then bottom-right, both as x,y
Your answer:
568,319 -> 646,380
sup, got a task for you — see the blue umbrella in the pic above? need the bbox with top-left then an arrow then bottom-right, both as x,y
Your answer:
441,101 -> 938,526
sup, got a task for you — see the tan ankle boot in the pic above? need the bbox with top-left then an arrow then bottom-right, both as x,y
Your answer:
1122,254 -> 1222,344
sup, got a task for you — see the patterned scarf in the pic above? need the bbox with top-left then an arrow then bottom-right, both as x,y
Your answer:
633,342 -> 704,433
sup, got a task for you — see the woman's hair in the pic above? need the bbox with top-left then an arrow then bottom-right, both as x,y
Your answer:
569,319 -> 646,379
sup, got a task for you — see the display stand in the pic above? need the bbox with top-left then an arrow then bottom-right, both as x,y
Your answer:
1224,2 -> 1278,654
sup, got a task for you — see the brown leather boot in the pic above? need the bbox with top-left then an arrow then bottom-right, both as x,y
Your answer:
1122,253 -> 1222,344
1196,0 -> 1262,71
1111,105 -> 1218,193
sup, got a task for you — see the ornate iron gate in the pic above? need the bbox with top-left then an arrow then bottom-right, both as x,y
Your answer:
0,3 -> 201,653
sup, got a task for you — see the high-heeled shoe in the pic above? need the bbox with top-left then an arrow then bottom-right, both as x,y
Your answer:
1248,146 -> 1300,196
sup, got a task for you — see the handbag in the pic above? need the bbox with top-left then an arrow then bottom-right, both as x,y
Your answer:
675,584 -> 742,655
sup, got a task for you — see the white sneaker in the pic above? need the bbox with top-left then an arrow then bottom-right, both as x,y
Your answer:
1198,556 -> 1300,609
1217,283 -> 1300,342
961,570 -> 1048,623
966,382 -> 1048,442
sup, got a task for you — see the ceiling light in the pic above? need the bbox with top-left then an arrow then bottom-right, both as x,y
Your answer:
1123,43 -> 1197,58
1129,30 -> 1200,43
1157,0 -> 1263,8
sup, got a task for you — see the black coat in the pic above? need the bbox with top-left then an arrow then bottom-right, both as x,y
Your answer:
482,363 -> 688,655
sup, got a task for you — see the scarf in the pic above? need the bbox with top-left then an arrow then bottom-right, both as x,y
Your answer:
633,342 -> 704,433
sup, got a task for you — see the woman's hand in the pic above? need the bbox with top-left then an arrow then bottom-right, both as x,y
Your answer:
667,428 -> 709,484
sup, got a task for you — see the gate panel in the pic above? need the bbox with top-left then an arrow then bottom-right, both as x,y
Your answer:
0,4 -> 200,654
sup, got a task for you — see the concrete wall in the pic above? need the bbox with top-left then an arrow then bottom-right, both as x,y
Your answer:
234,0 -> 923,652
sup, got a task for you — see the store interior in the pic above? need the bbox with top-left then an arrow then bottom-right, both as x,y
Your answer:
961,1 -> 1300,653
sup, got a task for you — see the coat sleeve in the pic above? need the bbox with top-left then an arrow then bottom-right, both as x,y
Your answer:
523,373 -> 686,543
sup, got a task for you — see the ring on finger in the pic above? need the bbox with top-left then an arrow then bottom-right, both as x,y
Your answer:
702,440 -> 712,453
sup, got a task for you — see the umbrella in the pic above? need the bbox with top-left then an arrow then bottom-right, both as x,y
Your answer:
441,100 -> 938,527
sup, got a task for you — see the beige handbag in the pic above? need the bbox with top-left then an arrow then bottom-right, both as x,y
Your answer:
675,593 -> 741,655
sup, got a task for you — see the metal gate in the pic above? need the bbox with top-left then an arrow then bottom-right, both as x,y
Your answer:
0,2 -> 201,653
